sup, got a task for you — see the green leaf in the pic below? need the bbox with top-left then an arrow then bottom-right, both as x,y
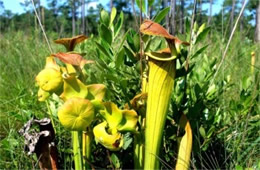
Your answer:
114,12 -> 124,38
199,126 -> 206,138
95,42 -> 112,59
195,27 -> 210,44
126,30 -> 135,51
193,22 -> 198,32
242,76 -> 252,90
100,10 -> 110,27
123,132 -> 133,150
185,18 -> 191,34
185,19 -> 191,41
126,29 -> 140,52
133,33 -> 140,52
197,23 -> 206,35
153,7 -> 170,23
110,7 -> 117,26
100,38 -> 112,54
191,44 -> 209,59
136,0 -> 146,14
114,29 -> 130,59
115,48 -> 125,68
111,153 -> 121,168
175,64 -> 194,78
124,45 -> 137,63
148,0 -> 155,7
235,165 -> 243,170
99,24 -> 112,45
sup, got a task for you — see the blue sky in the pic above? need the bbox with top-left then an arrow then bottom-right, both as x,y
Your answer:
2,0 -> 225,15
2,0 -> 109,14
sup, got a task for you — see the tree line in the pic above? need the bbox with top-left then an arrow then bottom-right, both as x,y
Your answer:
0,0 -> 259,42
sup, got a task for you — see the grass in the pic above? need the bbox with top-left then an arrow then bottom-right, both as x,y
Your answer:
0,30 -> 72,169
0,27 -> 259,169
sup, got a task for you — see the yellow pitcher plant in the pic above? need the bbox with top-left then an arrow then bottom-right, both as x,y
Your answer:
33,19 -> 193,170
140,20 -> 192,170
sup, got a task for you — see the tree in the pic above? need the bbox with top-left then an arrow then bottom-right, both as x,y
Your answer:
163,0 -> 170,31
169,0 -> 176,34
0,0 -> 4,31
112,0 -> 133,29
47,0 -> 60,33
207,0 -> 214,25
197,0 -> 202,24
81,0 -> 85,34
0,0 -> 4,14
71,0 -> 76,36
256,0 -> 260,42
179,0 -> 184,34
230,0 -> 236,32
223,0 -> 238,35
240,0 -> 245,36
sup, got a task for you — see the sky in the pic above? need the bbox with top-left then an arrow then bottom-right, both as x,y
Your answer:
2,0 -> 226,16
2,0 -> 109,14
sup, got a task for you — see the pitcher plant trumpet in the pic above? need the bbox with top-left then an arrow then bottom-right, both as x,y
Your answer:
140,20 -> 192,169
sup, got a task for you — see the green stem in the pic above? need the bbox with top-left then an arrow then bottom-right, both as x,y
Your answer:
82,130 -> 92,170
45,101 -> 56,133
134,73 -> 147,169
144,60 -> 176,169
134,132 -> 144,169
72,131 -> 83,170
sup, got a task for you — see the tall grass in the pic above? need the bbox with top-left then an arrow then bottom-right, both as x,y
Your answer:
0,27 -> 259,169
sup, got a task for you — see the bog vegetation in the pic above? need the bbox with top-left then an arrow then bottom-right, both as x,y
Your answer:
0,0 -> 259,169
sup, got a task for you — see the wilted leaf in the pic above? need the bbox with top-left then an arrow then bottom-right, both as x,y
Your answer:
140,20 -> 190,46
52,52 -> 93,67
125,93 -> 147,111
19,118 -> 58,170
54,35 -> 88,51
140,20 -> 172,39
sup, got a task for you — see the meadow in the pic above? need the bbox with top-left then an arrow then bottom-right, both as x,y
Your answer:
0,4 -> 260,170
